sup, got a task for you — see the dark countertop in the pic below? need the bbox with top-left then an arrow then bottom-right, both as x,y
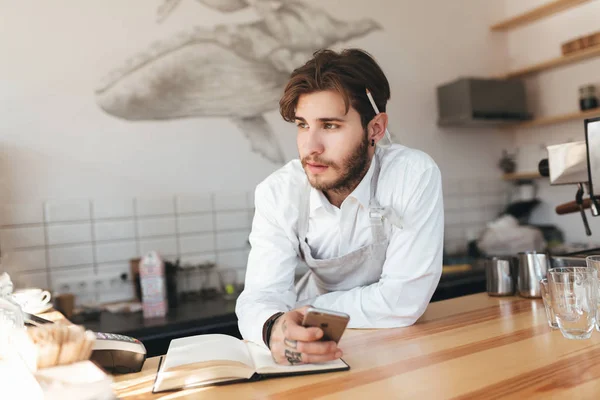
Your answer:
77,267 -> 485,356
79,296 -> 239,357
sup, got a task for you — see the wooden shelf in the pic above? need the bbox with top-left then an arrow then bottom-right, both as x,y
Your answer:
503,172 -> 542,181
504,108 -> 600,129
499,45 -> 600,79
490,0 -> 592,32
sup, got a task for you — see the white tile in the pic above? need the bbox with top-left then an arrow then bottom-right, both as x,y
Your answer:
481,195 -> 499,207
463,196 -> 479,208
214,193 -> 248,211
176,194 -> 212,214
0,226 -> 45,249
13,270 -> 49,291
137,217 -> 176,238
45,200 -> 90,223
461,181 -> 480,195
205,268 -> 221,290
97,287 -> 135,305
248,210 -> 255,227
0,203 -> 44,226
479,180 -> 500,194
442,179 -> 462,195
216,211 -> 251,231
92,198 -> 134,220
445,227 -> 464,241
94,220 -> 135,241
95,263 -> 136,303
463,210 -> 481,225
234,267 -> 246,286
217,250 -> 249,269
444,211 -> 462,225
49,245 -> 94,268
444,240 -> 466,255
1,249 -> 46,273
96,241 -> 137,264
216,231 -> 250,251
47,223 -> 92,245
180,233 -> 214,254
51,266 -> 98,307
463,211 -> 479,224
479,210 -> 494,223
177,214 -> 214,234
246,190 -> 255,208
180,253 -> 217,266
50,266 -> 95,295
50,265 -> 95,282
139,238 -> 177,258
443,196 -> 462,211
483,209 -> 501,222
96,262 -> 131,280
467,225 -> 485,238
135,197 -> 174,217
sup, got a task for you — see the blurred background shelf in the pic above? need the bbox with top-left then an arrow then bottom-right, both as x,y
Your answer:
490,0 -> 592,32
500,45 -> 600,79
502,172 -> 542,181
504,108 -> 600,129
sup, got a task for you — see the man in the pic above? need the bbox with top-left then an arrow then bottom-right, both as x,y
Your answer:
235,48 -> 444,365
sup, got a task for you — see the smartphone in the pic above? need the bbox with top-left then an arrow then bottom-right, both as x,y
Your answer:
301,307 -> 350,343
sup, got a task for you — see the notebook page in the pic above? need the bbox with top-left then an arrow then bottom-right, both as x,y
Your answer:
246,341 -> 347,375
162,334 -> 254,371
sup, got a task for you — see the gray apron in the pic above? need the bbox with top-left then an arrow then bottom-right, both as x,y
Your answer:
295,152 -> 403,304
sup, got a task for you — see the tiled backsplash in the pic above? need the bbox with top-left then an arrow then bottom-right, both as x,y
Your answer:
0,180 -> 509,305
443,178 -> 510,255
0,193 -> 254,305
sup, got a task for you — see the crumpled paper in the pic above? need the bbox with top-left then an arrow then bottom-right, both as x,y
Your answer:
478,215 -> 547,257
0,272 -> 14,297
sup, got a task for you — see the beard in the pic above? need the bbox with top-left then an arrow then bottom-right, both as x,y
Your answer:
301,133 -> 371,194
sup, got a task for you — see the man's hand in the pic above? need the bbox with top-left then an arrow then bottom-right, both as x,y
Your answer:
268,306 -> 342,365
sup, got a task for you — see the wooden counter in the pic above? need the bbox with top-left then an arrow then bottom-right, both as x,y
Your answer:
111,293 -> 600,399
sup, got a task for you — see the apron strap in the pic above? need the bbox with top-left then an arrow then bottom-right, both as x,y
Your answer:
297,180 -> 311,245
368,150 -> 402,243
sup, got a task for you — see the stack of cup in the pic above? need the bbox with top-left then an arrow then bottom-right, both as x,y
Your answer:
539,255 -> 600,340
588,255 -> 600,331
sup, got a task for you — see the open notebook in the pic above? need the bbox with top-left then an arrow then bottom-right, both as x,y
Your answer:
152,334 -> 349,393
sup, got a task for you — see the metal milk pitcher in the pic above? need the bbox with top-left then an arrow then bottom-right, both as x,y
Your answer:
485,257 -> 516,296
517,251 -> 550,298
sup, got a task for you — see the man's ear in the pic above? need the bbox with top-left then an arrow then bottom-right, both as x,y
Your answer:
368,113 -> 388,144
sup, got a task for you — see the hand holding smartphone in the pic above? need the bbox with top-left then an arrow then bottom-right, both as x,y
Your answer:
301,307 -> 350,343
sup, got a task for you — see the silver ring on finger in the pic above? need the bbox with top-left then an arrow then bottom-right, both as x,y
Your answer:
283,338 -> 298,349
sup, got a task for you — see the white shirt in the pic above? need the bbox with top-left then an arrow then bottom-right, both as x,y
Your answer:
235,144 -> 444,346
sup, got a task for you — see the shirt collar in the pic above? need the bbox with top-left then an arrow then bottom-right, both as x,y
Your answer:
309,155 -> 377,213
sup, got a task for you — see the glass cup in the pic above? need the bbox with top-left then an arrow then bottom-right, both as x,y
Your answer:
219,269 -> 241,300
548,267 -> 598,340
539,278 -> 558,329
586,255 -> 600,331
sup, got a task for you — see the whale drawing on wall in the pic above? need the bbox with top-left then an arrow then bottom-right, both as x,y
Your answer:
95,0 -> 382,164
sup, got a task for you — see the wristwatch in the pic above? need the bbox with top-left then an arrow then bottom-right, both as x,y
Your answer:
262,312 -> 285,349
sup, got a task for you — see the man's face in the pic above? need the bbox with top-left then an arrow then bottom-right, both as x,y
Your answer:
295,90 -> 370,193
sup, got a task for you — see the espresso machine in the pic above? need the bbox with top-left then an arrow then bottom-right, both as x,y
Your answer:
486,119 -> 599,298
538,117 -> 600,239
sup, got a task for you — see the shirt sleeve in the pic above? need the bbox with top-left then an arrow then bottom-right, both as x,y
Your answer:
310,165 -> 444,328
235,181 -> 299,346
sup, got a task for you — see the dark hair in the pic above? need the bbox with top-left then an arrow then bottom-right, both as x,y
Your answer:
279,48 -> 391,128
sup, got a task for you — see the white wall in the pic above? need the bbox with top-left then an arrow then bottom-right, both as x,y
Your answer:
0,0 -> 512,202
502,0 -> 600,244
0,0 -> 517,292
